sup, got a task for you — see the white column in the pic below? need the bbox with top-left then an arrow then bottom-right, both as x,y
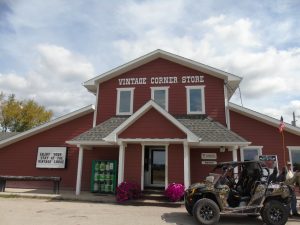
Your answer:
231,146 -> 238,175
75,146 -> 84,195
165,145 -> 169,189
141,144 -> 145,191
183,142 -> 190,189
118,142 -> 125,185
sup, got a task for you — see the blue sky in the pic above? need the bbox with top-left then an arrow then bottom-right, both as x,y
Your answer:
1,0 -> 300,124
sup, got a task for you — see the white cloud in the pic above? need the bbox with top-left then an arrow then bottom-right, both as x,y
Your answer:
0,44 -> 95,116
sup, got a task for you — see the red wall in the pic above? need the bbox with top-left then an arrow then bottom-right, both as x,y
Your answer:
190,148 -> 232,183
230,110 -> 300,169
0,112 -> 94,190
168,144 -> 184,184
119,108 -> 186,139
97,58 -> 226,125
124,144 -> 142,186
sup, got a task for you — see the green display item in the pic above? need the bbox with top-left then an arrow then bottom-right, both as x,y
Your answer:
90,160 -> 117,193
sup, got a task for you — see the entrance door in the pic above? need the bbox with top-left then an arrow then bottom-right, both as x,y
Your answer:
144,147 -> 165,187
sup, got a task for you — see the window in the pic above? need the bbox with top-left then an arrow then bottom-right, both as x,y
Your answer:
151,87 -> 169,111
288,146 -> 300,170
240,146 -> 262,161
186,86 -> 205,114
116,88 -> 134,115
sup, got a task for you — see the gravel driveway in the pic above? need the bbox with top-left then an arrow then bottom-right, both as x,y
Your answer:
0,198 -> 299,225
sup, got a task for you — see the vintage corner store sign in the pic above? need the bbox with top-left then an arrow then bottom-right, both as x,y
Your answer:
36,147 -> 67,168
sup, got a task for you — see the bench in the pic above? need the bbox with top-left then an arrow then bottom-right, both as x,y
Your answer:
0,176 -> 61,194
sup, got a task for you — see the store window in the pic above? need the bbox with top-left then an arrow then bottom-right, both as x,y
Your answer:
151,87 -> 169,111
186,86 -> 205,114
240,146 -> 262,161
116,88 -> 134,115
287,146 -> 300,170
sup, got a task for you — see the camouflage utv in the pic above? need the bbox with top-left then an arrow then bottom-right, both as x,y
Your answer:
184,161 -> 292,225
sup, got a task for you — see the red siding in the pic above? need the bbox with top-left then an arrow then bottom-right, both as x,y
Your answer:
0,112 -> 94,190
119,108 -> 186,139
168,144 -> 184,184
190,148 -> 232,183
124,144 -> 142,186
230,110 -> 300,169
97,58 -> 226,125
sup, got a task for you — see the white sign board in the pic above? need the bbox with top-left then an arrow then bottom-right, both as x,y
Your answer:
36,147 -> 67,168
201,153 -> 217,160
202,161 -> 217,165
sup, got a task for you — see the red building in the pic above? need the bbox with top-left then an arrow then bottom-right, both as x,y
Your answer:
0,50 -> 300,194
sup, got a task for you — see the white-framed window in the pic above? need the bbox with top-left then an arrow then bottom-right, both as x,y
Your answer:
240,146 -> 263,161
287,146 -> 300,171
151,87 -> 169,111
186,86 -> 205,114
116,88 -> 134,115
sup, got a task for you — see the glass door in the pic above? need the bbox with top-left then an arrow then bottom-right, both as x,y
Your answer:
151,149 -> 165,186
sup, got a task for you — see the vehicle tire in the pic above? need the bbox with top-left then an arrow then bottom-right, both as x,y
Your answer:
261,200 -> 288,225
185,201 -> 193,216
193,198 -> 220,225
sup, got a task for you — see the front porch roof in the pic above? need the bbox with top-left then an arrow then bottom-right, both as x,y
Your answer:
67,103 -> 249,146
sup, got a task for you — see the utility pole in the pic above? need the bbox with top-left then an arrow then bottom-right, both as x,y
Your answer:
291,112 -> 297,127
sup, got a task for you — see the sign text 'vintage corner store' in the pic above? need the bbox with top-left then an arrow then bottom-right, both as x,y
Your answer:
118,75 -> 204,86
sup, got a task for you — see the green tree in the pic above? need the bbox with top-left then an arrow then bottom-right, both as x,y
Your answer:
0,94 -> 53,132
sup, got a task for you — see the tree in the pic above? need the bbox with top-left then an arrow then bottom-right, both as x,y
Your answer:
0,94 -> 53,132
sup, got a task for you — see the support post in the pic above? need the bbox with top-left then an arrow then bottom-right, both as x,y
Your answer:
231,146 -> 238,175
183,141 -> 190,189
141,144 -> 145,191
165,144 -> 169,189
75,146 -> 84,195
118,142 -> 125,185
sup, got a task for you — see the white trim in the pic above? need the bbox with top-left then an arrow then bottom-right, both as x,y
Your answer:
183,141 -> 190,189
118,138 -> 187,144
186,86 -> 205,114
116,87 -> 134,116
189,141 -> 251,147
141,144 -> 145,191
75,146 -> 84,195
240,146 -> 263,161
83,49 -> 242,99
118,142 -> 125,185
93,86 -> 100,127
104,100 -> 200,143
151,86 -> 169,111
165,145 -> 169,189
66,140 -> 117,146
229,103 -> 300,136
287,146 -> 300,171
224,83 -> 230,129
0,105 -> 95,149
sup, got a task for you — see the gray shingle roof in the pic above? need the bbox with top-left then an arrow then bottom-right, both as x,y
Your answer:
71,116 -> 128,141
175,115 -> 247,143
0,132 -> 19,141
71,114 -> 247,144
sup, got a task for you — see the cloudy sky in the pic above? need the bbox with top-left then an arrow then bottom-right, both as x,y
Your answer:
1,0 -> 300,124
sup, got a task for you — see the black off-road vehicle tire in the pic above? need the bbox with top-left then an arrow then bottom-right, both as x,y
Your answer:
193,198 -> 220,225
261,200 -> 288,225
185,201 -> 193,216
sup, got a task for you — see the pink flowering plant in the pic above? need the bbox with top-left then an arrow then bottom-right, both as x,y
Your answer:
165,183 -> 185,202
116,181 -> 141,202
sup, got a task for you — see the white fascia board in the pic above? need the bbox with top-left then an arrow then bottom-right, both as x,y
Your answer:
103,100 -> 200,143
0,105 -> 95,149
117,138 -> 186,144
190,141 -> 251,147
229,102 -> 300,136
66,140 -> 116,146
83,49 -> 242,97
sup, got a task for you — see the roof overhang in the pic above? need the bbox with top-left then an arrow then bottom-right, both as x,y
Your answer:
0,105 -> 95,149
229,103 -> 300,136
84,49 -> 242,98
103,100 -> 200,143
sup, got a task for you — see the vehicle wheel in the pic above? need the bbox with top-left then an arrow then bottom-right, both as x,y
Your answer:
193,198 -> 220,225
261,200 -> 288,225
185,201 -> 193,216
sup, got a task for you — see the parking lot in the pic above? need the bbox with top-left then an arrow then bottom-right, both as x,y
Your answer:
0,198 -> 299,225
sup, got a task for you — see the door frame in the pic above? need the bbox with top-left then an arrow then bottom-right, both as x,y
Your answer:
141,145 -> 168,190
